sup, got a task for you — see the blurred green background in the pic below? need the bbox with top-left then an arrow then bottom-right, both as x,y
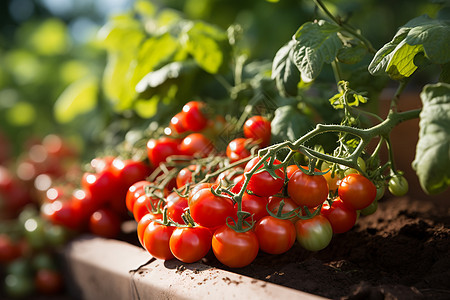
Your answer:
0,0 -> 445,160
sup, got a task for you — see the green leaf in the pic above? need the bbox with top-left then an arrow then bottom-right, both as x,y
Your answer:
412,83 -> 450,194
54,76 -> 98,123
368,31 -> 409,76
185,21 -> 228,74
98,14 -> 144,52
369,15 -> 450,79
272,40 -> 300,97
292,20 -> 342,83
440,62 -> 450,83
386,41 -> 424,80
135,60 -> 198,97
271,105 -> 314,144
405,17 -> 450,64
337,42 -> 367,65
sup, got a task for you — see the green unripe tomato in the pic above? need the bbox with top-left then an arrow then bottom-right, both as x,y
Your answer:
360,199 -> 378,216
388,174 -> 409,197
375,183 -> 386,201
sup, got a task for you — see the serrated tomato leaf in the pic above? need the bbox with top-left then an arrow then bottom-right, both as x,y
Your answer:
271,105 -> 314,144
369,15 -> 450,80
292,20 -> 342,83
272,40 -> 300,97
412,83 -> 450,194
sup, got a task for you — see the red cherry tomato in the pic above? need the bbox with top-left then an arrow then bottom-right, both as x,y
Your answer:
169,226 -> 212,263
137,213 -> 154,247
0,234 -> 21,264
320,198 -> 357,234
243,116 -> 271,147
89,208 -> 121,238
254,216 -> 296,254
147,137 -> 180,168
244,157 -> 285,197
35,269 -> 63,295
235,193 -> 269,222
338,173 -> 376,210
226,138 -> 254,164
170,112 -> 188,134
132,194 -> 163,222
166,192 -> 189,224
142,222 -> 175,260
179,133 -> 214,158
182,101 -> 208,132
111,158 -> 151,192
43,200 -> 82,231
81,171 -> 117,206
188,183 -> 215,204
287,169 -> 328,208
176,165 -> 203,189
126,181 -> 150,212
212,225 -> 259,268
189,188 -> 235,228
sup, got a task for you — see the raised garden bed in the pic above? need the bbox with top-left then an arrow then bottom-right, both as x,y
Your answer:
60,194 -> 449,300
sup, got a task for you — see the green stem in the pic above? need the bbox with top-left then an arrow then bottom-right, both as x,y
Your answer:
390,79 -> 409,112
313,0 -> 376,53
332,60 -> 344,84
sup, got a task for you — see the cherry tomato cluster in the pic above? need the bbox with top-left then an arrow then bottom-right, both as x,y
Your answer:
40,155 -> 152,238
124,101 -> 380,268
0,134 -> 80,298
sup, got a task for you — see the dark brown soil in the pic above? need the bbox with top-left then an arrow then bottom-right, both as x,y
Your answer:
199,196 -> 450,300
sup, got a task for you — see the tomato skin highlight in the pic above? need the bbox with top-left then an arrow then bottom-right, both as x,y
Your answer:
338,173 -> 376,210
295,215 -> 333,251
254,216 -> 296,254
244,157 -> 285,197
212,225 -> 259,268
189,188 -> 235,228
169,226 -> 212,263
287,170 -> 328,208
321,198 -> 357,234
143,222 -> 175,260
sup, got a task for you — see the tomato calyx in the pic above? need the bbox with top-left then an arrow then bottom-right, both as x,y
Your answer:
266,199 -> 299,220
